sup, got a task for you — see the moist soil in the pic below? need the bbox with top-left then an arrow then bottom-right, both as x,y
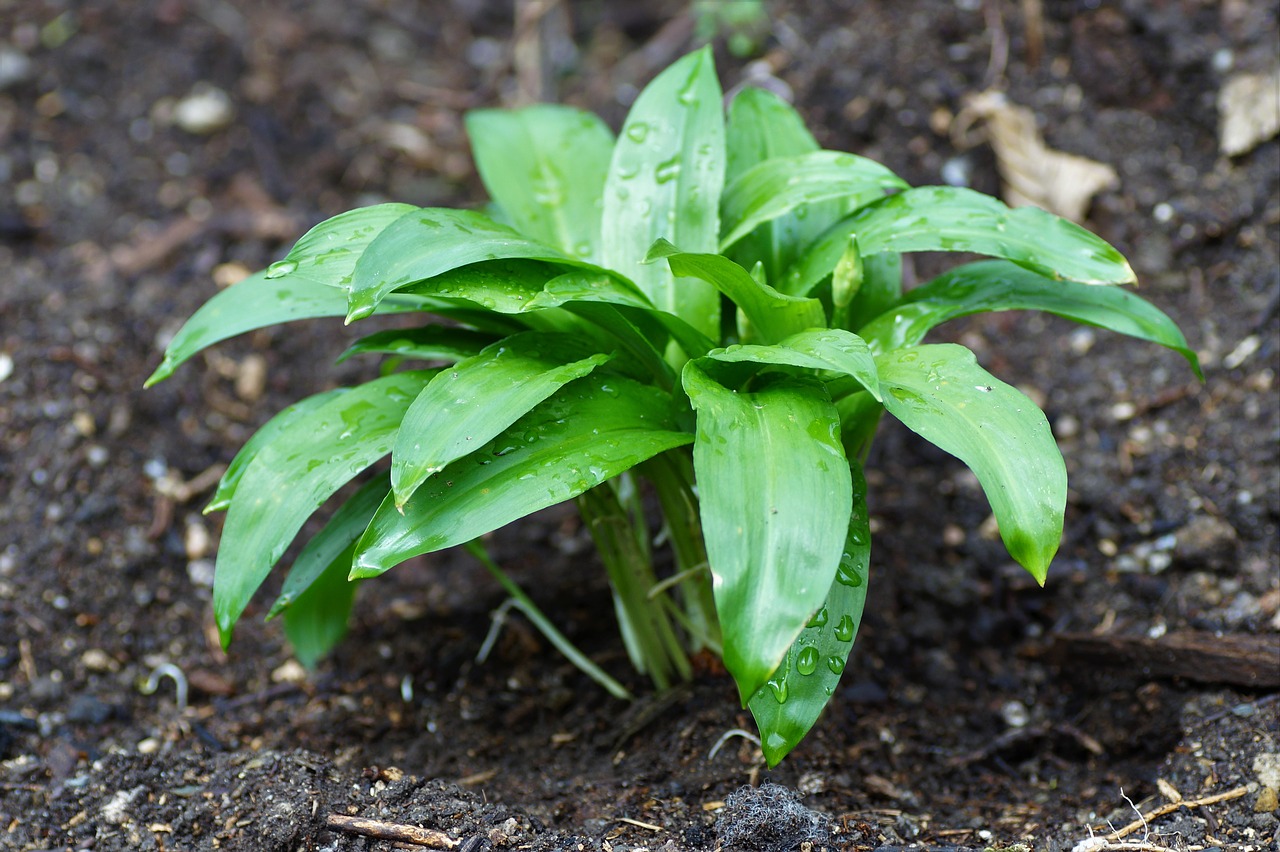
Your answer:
1,2 -> 1278,850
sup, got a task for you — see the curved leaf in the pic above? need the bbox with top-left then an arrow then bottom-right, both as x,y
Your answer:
392,332 -> 613,507
144,271 -> 418,386
205,389 -> 348,514
719,150 -> 908,252
282,541 -> 361,668
784,186 -> 1136,296
337,326 -> 497,365
749,462 -> 871,766
647,241 -> 825,344
684,363 -> 852,704
346,208 -> 580,321
466,105 -> 614,262
859,260 -> 1202,376
394,258 -> 561,314
705,328 -> 881,401
601,46 -> 725,341
351,374 -> 693,578
275,202 -> 419,289
214,370 -> 434,644
268,473 -> 390,619
876,344 -> 1065,582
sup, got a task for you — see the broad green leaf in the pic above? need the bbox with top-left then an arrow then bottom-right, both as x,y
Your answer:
273,202 -> 419,289
282,541 -> 360,668
876,344 -> 1065,582
705,328 -> 881,401
205,389 -> 347,514
847,251 -> 903,330
337,326 -> 497,365
749,462 -> 871,766
392,332 -> 613,507
351,374 -> 693,578
600,47 -> 725,341
719,151 -> 908,252
859,260 -> 1202,377
395,259 -> 560,314
683,363 -> 852,704
725,88 -> 841,286
784,186 -> 1137,296
268,473 -> 390,619
647,240 -> 826,344
144,271 -> 420,386
346,208 -> 580,321
214,370 -> 434,643
466,105 -> 614,262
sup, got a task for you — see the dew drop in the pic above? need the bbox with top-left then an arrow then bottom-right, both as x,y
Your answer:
834,614 -> 856,642
796,646 -> 819,676
806,606 -> 829,629
827,655 -> 845,675
265,260 -> 297,279
625,122 -> 649,143
655,156 -> 681,184
767,674 -> 789,704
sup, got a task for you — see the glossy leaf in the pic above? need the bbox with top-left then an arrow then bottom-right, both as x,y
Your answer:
600,47 -> 725,341
784,186 -> 1137,296
876,344 -> 1065,582
846,252 -> 903,330
214,370 -> 434,643
274,202 -> 418,289
337,326 -> 497,365
704,328 -> 881,401
392,332 -> 613,507
719,150 -> 908,252
647,240 -> 826,344
268,473 -> 390,619
684,362 -> 852,703
346,208 -> 585,321
749,462 -> 871,766
859,260 -> 1202,376
282,540 -> 360,668
205,389 -> 347,514
144,271 -> 417,386
466,105 -> 614,262
351,375 -> 693,578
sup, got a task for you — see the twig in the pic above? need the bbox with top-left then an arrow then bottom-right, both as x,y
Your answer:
324,813 -> 460,849
1095,784 -> 1251,841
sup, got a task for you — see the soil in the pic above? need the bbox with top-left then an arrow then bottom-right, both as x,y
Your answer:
1,2 -> 1277,851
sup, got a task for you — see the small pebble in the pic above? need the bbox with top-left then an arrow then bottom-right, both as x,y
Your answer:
0,352 -> 13,383
271,659 -> 307,684
0,47 -> 32,90
173,83 -> 234,134
1001,699 -> 1030,728
81,649 -> 117,672
136,737 -> 160,755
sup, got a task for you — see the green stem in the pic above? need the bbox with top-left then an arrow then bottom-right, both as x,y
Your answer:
464,540 -> 634,701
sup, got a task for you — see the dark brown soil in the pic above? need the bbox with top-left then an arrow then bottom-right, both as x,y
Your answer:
2,2 -> 1277,851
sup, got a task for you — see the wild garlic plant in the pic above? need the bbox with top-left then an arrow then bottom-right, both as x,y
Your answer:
148,48 -> 1198,764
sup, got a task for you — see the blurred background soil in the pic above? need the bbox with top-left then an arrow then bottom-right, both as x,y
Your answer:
0,1 -> 1277,850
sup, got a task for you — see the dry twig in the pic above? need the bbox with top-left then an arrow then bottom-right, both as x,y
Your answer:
325,814 -> 462,849
1094,784 -> 1251,841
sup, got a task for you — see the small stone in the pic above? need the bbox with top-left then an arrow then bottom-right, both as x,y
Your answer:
1001,699 -> 1030,728
234,354 -> 267,402
184,519 -> 210,560
81,649 -> 117,672
271,659 -> 307,684
1254,753 -> 1280,789
0,47 -> 33,91
136,737 -> 160,754
67,694 -> 113,725
172,83 -> 234,134
1173,514 -> 1239,571
0,352 -> 13,383
1255,786 -> 1279,814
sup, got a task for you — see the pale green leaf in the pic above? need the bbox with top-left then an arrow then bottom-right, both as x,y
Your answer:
600,47 -> 725,341
704,328 -> 880,401
275,202 -> 418,289
684,362 -> 852,704
466,105 -> 614,262
876,344 -> 1065,582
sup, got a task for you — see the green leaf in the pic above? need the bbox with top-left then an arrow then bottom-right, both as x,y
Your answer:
749,462 -> 871,766
392,258 -> 563,314
351,374 -> 693,578
268,473 -> 390,619
846,251 -> 903,330
392,332 -> 613,507
719,150 -> 908,252
346,208 -> 579,321
214,370 -> 434,644
600,47 -> 725,341
337,326 -> 497,365
859,260 -> 1202,377
466,105 -> 614,262
876,344 -> 1065,582
683,362 -> 852,704
647,240 -> 826,344
205,389 -> 348,514
704,328 -> 881,401
784,186 -> 1137,296
144,271 -> 418,386
274,202 -> 419,289
282,542 -> 361,669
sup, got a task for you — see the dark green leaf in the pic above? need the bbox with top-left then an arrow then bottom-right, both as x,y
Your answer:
749,462 -> 871,766
859,260 -> 1202,377
876,344 -> 1065,582
282,541 -> 361,669
684,362 -> 852,704
351,375 -> 693,578
466,105 -> 614,262
337,326 -> 497,365
214,370 -> 434,644
600,47 -> 725,341
392,332 -> 613,507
